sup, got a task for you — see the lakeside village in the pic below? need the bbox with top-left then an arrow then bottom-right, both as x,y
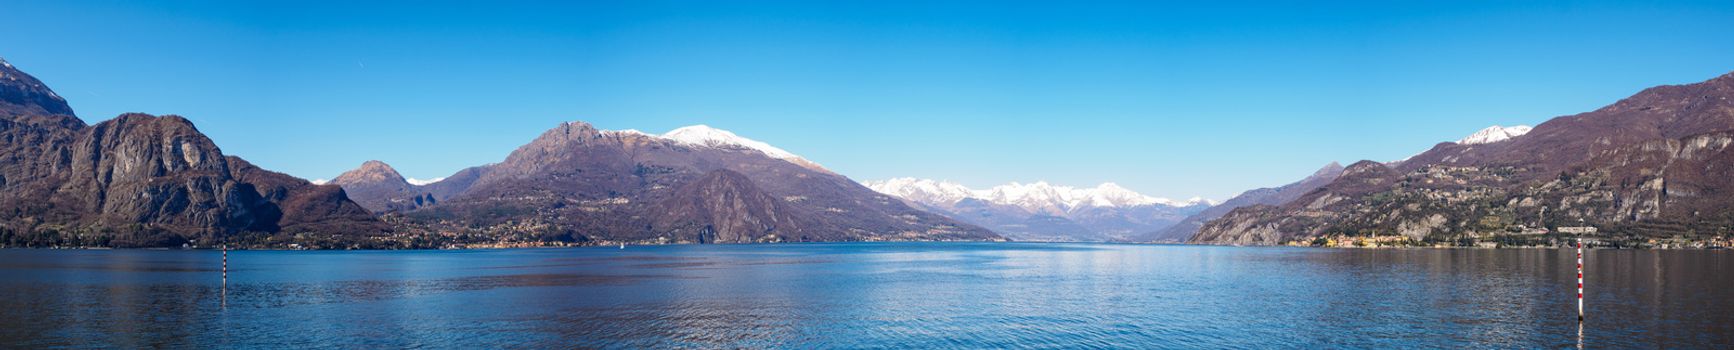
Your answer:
9,220 -> 1730,250
1285,226 -> 1734,249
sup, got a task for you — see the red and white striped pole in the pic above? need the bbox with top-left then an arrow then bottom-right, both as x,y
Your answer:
1576,238 -> 1584,322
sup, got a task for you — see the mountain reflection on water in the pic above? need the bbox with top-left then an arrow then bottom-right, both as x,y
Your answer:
1,243 -> 1729,348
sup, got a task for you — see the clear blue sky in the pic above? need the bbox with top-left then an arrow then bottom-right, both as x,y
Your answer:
4,0 -> 1733,200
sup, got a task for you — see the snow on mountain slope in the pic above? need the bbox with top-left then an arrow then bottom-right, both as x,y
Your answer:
627,124 -> 827,171
602,129 -> 649,137
406,177 -> 446,186
1392,124 -> 1536,163
977,181 -> 1209,213
863,178 -> 1213,241
1456,125 -> 1533,145
863,178 -> 977,205
863,179 -> 1209,213
662,125 -> 800,160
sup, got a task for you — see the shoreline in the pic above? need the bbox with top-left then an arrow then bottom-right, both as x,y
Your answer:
5,240 -> 1731,251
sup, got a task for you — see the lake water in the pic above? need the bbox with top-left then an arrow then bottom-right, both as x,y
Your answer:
2,243 -> 1730,348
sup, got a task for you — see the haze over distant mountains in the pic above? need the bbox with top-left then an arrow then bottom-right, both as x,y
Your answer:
1141,162 -> 1345,243
862,179 -> 1210,241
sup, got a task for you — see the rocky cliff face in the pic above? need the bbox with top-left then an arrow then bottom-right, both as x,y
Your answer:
0,58 -> 387,248
1194,71 -> 1734,245
654,169 -> 805,243
379,121 -> 998,243
1143,162 -> 1343,242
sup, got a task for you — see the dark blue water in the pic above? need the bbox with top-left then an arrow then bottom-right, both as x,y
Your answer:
2,243 -> 1730,348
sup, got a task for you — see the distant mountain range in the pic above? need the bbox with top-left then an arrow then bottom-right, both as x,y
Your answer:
862,179 -> 1210,241
1194,71 -> 1734,245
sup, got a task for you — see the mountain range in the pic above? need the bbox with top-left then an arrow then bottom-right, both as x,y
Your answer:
6,53 -> 1733,249
1194,71 -> 1734,245
1139,162 -> 1346,243
0,58 -> 388,248
0,56 -> 993,248
331,123 -> 997,244
861,179 -> 1210,241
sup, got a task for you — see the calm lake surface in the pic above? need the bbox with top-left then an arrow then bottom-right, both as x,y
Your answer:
2,243 -> 1730,348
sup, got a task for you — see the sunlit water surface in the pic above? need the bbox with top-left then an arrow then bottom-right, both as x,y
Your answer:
2,243 -> 1730,348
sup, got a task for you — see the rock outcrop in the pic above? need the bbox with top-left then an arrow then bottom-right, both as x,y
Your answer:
0,57 -> 388,248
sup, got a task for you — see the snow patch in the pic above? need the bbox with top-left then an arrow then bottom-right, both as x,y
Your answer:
863,178 -> 976,205
864,178 -> 1212,212
661,125 -> 801,160
1456,125 -> 1532,145
406,177 -> 446,186
603,129 -> 649,137
599,124 -> 826,170
310,178 -> 330,185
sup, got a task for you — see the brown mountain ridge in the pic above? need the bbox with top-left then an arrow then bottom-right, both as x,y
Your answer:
0,58 -> 389,248
338,122 -> 1001,244
1194,71 -> 1734,246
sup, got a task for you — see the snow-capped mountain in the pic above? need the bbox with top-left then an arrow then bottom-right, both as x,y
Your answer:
971,181 -> 1209,214
1456,125 -> 1533,145
862,178 -> 977,205
862,178 -> 1212,241
1393,124 -> 1537,164
865,179 -> 1208,214
662,124 -> 796,159
600,124 -> 827,171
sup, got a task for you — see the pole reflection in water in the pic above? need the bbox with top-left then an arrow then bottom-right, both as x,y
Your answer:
1577,321 -> 1584,350
221,245 -> 228,309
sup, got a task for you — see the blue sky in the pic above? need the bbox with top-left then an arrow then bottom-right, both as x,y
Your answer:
4,0 -> 1733,200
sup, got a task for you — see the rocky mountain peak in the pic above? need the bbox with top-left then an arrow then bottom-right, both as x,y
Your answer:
333,160 -> 408,187
537,121 -> 605,145
328,160 -> 438,213
1311,161 -> 1346,178
1341,160 -> 1393,176
0,56 -> 81,128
